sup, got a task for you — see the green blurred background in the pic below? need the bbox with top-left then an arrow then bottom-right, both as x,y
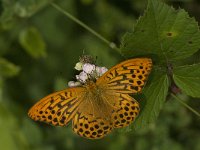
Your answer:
0,0 -> 200,150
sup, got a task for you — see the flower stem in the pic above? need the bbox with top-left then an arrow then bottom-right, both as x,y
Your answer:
50,2 -> 121,53
171,93 -> 200,117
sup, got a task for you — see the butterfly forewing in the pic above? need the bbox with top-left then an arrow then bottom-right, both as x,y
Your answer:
97,58 -> 152,94
28,87 -> 85,126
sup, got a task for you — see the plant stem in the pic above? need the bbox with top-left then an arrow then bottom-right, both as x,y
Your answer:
171,93 -> 200,117
50,2 -> 121,53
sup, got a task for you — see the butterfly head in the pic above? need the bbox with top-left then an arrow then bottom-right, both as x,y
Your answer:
84,80 -> 97,90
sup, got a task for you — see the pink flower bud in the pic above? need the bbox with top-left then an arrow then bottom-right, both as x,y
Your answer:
101,67 -> 108,75
96,66 -> 108,76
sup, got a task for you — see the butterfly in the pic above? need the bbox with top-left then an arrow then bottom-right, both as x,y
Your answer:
28,58 -> 152,139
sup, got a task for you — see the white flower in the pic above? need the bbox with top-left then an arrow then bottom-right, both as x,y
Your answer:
76,71 -> 88,82
73,59 -> 108,83
74,62 -> 83,71
82,63 -> 95,74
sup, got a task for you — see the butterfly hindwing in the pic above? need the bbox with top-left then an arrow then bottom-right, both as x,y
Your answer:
97,58 -> 152,94
111,93 -> 139,128
28,87 -> 85,126
72,113 -> 113,139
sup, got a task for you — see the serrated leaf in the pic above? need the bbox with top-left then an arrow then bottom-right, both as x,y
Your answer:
120,0 -> 200,61
19,27 -> 46,58
132,72 -> 169,131
173,64 -> 200,98
0,58 -> 20,77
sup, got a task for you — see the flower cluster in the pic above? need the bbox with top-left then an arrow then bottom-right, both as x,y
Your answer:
68,61 -> 108,87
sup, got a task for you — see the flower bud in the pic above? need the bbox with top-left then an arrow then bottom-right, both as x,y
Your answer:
74,62 -> 83,71
76,71 -> 88,82
95,66 -> 101,76
101,67 -> 108,75
74,82 -> 81,86
68,81 -> 82,87
68,81 -> 75,87
96,66 -> 108,76
82,63 -> 95,74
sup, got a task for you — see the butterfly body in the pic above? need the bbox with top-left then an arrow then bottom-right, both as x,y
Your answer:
28,58 -> 152,139
80,81 -> 116,120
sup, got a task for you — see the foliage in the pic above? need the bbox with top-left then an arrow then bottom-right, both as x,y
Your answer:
120,0 -> 200,132
19,26 -> 46,58
0,0 -> 200,150
121,0 -> 200,61
173,64 -> 200,97
133,73 -> 169,131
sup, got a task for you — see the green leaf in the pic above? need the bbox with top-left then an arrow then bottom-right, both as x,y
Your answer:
0,0 -> 51,29
14,0 -> 51,17
132,72 -> 169,131
120,0 -> 200,61
0,58 -> 20,77
1,0 -> 50,18
173,64 -> 200,98
19,27 -> 46,58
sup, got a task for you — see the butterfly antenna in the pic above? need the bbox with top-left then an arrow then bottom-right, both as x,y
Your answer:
82,49 -> 85,55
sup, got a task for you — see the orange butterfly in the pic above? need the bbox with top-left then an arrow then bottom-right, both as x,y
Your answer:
28,58 -> 152,139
